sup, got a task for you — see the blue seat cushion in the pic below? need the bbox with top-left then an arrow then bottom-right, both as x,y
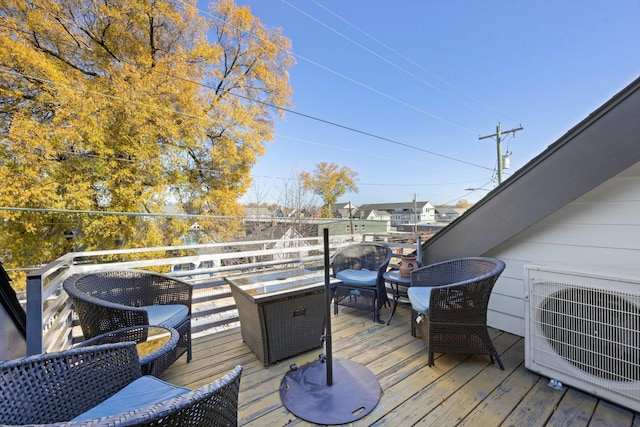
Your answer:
335,269 -> 378,286
407,287 -> 432,315
144,304 -> 189,328
72,376 -> 190,421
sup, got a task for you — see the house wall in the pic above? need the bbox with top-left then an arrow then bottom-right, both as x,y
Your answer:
317,220 -> 388,237
485,161 -> 640,337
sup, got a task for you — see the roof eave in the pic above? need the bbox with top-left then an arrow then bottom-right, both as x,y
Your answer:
424,76 -> 640,264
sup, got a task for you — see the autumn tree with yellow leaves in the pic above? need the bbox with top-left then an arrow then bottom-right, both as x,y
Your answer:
0,0 -> 294,271
300,162 -> 359,218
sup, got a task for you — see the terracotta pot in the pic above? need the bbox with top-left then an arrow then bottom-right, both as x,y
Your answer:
399,255 -> 418,278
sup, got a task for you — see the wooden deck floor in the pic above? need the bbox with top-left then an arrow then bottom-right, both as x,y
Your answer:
160,304 -> 640,426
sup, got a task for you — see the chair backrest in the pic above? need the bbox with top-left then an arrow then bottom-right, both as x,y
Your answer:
411,257 -> 504,288
331,243 -> 392,275
64,270 -> 192,307
0,343 -> 141,425
411,257 -> 505,323
63,270 -> 193,339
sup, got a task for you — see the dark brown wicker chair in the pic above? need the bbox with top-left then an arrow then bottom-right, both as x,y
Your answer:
331,243 -> 392,323
0,342 -> 242,426
407,257 -> 506,369
63,269 -> 193,372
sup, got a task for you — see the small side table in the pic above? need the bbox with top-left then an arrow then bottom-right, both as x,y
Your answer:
383,270 -> 412,325
77,325 -> 179,376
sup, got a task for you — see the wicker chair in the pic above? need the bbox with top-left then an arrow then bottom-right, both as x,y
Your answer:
0,342 -> 242,426
63,270 -> 193,371
407,257 -> 506,369
331,243 -> 392,323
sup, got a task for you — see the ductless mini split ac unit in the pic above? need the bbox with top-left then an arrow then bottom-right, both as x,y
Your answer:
525,265 -> 640,412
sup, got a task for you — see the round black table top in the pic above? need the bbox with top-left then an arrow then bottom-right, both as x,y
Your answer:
383,269 -> 411,285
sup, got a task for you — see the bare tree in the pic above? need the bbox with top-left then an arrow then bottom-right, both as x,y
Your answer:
278,171 -> 319,238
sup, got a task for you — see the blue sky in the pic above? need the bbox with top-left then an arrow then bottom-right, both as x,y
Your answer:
227,0 -> 639,206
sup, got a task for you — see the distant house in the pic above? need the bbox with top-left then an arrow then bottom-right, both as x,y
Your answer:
243,206 -> 273,220
437,207 -> 466,222
315,219 -> 388,238
326,201 -> 354,219
359,209 -> 392,222
396,222 -> 447,236
357,201 -> 436,226
423,76 -> 640,338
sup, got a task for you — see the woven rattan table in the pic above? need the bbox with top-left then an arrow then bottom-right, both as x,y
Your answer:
77,325 -> 179,376
225,268 -> 340,366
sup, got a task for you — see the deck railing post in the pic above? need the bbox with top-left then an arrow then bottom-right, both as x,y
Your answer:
25,272 -> 44,356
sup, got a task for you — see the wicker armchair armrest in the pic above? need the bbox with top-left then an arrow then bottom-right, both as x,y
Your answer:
85,365 -> 243,427
64,277 -> 149,338
0,343 -> 141,426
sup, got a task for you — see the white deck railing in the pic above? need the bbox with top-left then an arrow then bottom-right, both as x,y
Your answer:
25,233 -> 422,356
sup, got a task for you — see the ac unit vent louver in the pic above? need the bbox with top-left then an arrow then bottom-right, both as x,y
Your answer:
525,266 -> 640,412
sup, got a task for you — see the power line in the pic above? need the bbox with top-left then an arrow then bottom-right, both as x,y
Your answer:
283,0 -> 442,94
299,0 -> 523,125
2,66 -> 492,172
193,0 -> 471,131
249,174 -> 482,188
0,206 -> 231,219
288,52 -> 468,131
1,1 -> 502,175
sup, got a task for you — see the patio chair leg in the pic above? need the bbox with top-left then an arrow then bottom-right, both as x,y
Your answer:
410,310 -> 417,337
493,353 -> 505,370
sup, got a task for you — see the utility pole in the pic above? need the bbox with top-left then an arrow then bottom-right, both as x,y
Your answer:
479,122 -> 523,184
413,194 -> 417,235
348,201 -> 354,236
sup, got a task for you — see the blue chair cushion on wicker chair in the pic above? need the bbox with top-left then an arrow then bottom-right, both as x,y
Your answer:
0,343 -> 243,426
407,287 -> 431,316
332,243 -> 392,323
408,257 -> 506,370
145,304 -> 189,328
63,269 -> 194,372
335,269 -> 378,286
72,376 -> 190,421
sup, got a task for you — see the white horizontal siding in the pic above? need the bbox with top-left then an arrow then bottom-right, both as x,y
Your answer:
486,161 -> 640,336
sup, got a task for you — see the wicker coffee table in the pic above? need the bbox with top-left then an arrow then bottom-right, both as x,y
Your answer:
225,268 -> 340,366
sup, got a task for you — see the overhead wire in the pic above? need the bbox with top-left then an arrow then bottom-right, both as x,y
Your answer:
286,0 -> 527,190
29,0 -> 494,164
188,1 -> 484,132
304,0 -> 523,125
2,65 -> 492,174
281,0 -> 443,94
174,1 -> 497,171
3,0 -> 501,197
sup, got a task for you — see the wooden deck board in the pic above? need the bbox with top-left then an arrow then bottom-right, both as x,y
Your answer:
160,304 -> 640,426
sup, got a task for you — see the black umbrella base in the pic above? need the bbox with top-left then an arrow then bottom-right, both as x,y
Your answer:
280,357 -> 381,425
